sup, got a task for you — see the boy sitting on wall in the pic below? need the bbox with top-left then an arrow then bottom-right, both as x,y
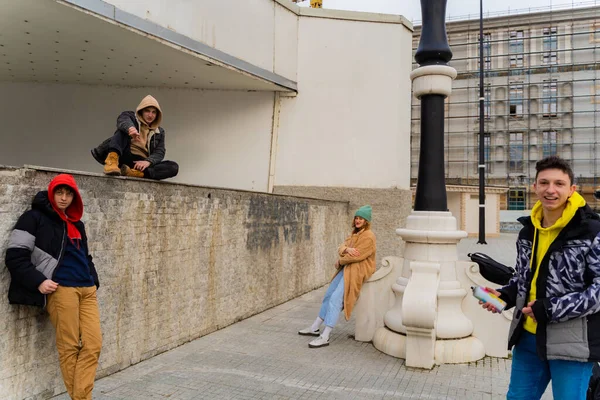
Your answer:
91,95 -> 179,180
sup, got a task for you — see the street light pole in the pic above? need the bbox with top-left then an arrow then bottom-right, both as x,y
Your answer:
477,0 -> 487,244
413,0 -> 453,211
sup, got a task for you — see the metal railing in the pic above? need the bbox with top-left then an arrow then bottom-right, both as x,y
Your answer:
411,0 -> 600,25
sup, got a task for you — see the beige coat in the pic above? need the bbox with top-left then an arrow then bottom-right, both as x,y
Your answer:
336,228 -> 376,320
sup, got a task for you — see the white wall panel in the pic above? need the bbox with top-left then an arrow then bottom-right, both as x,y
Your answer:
0,82 -> 274,191
275,16 -> 413,189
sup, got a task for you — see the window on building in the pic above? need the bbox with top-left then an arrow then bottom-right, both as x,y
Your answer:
542,27 -> 558,65
509,132 -> 523,172
542,80 -> 558,117
508,188 -> 527,210
510,54 -> 524,68
485,85 -> 491,118
509,30 -> 524,67
478,33 -> 492,70
510,30 -> 524,51
542,131 -> 557,157
509,83 -> 524,117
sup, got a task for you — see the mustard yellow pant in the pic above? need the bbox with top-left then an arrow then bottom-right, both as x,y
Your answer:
47,286 -> 102,400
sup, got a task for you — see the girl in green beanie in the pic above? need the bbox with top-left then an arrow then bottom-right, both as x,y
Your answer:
298,205 -> 376,348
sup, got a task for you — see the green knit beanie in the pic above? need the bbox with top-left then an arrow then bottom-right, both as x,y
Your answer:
354,205 -> 372,222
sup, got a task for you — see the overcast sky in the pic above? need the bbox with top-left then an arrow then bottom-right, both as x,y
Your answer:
296,0 -> 598,23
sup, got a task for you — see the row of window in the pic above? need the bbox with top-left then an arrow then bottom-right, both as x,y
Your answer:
478,131 -> 558,172
480,80 -> 558,118
479,27 -> 558,68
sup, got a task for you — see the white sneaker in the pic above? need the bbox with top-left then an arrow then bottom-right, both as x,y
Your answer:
298,327 -> 320,336
308,336 -> 330,348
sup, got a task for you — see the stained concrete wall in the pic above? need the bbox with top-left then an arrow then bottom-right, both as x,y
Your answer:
273,186 -> 412,263
0,167 -> 348,400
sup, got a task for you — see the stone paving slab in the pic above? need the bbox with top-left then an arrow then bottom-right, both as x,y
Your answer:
52,233 -> 553,399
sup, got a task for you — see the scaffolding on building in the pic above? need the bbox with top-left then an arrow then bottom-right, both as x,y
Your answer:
411,4 -> 600,210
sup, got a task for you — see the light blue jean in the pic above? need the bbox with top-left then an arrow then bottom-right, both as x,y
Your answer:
507,331 -> 593,399
318,269 -> 345,328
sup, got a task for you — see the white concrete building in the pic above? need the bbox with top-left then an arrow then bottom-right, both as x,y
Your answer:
0,0 -> 415,260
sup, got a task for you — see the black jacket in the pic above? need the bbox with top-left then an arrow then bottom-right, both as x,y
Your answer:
499,204 -> 600,361
5,191 -> 99,307
588,363 -> 600,400
91,111 -> 166,166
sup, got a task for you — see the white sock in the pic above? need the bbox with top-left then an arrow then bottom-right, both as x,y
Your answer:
311,317 -> 324,332
321,326 -> 332,341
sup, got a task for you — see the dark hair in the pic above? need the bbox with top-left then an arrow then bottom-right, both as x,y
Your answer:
535,156 -> 574,185
54,184 -> 74,194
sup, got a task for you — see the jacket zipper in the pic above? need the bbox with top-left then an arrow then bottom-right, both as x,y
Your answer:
45,222 -> 67,309
55,222 -> 67,275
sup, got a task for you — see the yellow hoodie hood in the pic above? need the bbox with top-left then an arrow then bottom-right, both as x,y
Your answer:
135,95 -> 162,130
530,190 -> 586,232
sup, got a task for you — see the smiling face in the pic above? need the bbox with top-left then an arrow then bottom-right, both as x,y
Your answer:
534,168 -> 576,213
354,216 -> 366,229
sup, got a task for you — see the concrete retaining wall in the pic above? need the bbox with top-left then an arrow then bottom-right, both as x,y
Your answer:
274,186 -> 412,263
0,167 -> 348,400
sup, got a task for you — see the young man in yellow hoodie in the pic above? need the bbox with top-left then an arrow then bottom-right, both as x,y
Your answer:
482,156 -> 600,399
91,95 -> 179,180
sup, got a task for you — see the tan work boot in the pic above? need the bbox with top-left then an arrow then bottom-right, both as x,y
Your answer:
103,152 -> 121,176
120,164 -> 144,178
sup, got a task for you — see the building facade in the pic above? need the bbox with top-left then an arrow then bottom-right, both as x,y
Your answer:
411,6 -> 600,210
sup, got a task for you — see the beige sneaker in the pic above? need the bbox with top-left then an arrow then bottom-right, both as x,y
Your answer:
308,336 -> 329,348
298,327 -> 320,337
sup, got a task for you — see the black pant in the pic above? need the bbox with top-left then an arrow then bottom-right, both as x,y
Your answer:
108,131 -> 179,181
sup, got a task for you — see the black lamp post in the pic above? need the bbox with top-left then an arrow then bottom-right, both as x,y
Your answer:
477,0 -> 487,244
413,0 -> 452,211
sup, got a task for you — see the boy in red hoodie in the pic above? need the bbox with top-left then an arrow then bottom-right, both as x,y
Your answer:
5,174 -> 102,400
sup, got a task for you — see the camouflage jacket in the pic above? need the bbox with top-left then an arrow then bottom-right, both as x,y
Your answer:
499,205 -> 600,361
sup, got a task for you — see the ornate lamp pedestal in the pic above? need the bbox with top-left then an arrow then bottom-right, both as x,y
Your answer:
371,206 -> 512,368
372,212 -> 486,368
367,0 -> 510,368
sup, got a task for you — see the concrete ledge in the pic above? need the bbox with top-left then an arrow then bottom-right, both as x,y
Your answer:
21,165 -> 347,203
298,6 -> 413,30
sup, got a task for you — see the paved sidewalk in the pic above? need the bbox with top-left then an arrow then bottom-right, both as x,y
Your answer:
53,234 -> 553,400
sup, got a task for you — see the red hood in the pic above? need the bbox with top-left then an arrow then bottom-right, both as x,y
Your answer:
48,174 -> 84,221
